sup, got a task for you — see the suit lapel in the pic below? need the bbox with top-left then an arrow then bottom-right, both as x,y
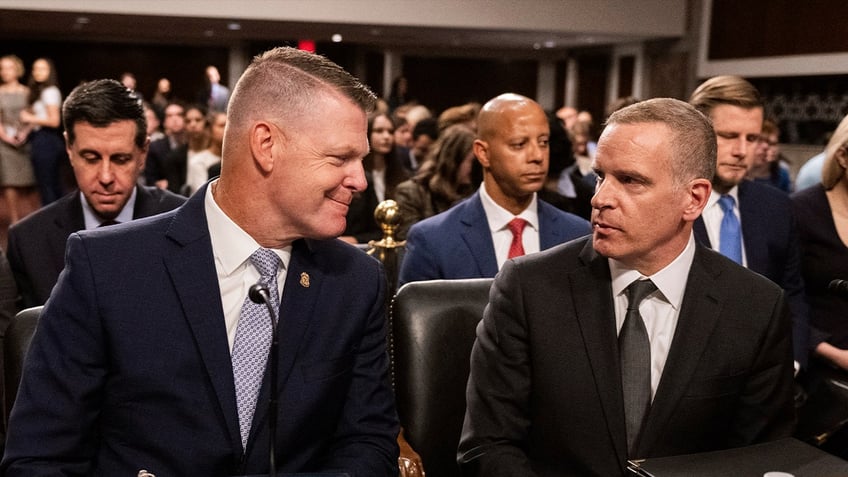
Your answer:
50,193 -> 86,266
162,184 -> 242,453
537,200 -> 560,249
571,241 -> 629,465
737,181 -> 766,271
693,216 -> 710,248
459,193 -> 499,277
637,246 -> 722,455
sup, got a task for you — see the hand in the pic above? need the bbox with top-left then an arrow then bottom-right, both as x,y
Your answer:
19,109 -> 35,125
815,342 -> 848,370
397,428 -> 425,477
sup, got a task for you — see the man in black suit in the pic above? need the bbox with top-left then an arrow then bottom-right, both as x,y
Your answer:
7,79 -> 185,308
458,98 -> 795,476
689,75 -> 810,370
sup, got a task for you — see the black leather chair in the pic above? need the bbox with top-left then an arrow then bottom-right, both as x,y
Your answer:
391,278 -> 493,477
4,306 -> 41,424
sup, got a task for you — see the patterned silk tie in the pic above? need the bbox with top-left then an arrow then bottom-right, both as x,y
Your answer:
620,278 -> 657,457
232,248 -> 281,449
507,218 -> 528,259
718,195 -> 743,264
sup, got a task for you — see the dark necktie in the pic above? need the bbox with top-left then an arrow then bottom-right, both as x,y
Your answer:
620,278 -> 657,457
718,195 -> 742,264
231,248 -> 281,449
507,218 -> 527,259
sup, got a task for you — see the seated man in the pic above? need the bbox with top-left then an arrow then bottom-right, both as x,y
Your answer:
8,80 -> 185,308
459,98 -> 795,476
399,93 -> 590,285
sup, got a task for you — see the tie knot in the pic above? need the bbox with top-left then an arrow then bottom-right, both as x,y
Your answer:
626,279 -> 657,311
99,219 -> 120,227
250,248 -> 281,281
507,218 -> 528,237
718,194 -> 735,213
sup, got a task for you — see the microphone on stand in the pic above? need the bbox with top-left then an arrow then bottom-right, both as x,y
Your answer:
249,283 -> 280,477
828,279 -> 848,298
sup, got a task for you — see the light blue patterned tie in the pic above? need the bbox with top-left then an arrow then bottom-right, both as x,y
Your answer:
232,248 -> 281,449
718,195 -> 742,264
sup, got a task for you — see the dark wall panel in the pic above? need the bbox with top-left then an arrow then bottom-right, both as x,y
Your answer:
402,56 -> 538,114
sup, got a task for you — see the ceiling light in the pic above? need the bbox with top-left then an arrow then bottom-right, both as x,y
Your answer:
543,40 -> 556,48
331,33 -> 343,43
227,22 -> 241,31
75,16 -> 90,25
204,29 -> 215,37
533,42 -> 542,50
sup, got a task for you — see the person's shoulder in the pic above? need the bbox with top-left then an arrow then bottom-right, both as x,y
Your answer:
408,194 -> 476,234
538,198 -> 592,231
304,238 -> 382,271
741,179 -> 791,208
139,185 -> 187,210
696,244 -> 783,294
9,192 -> 75,234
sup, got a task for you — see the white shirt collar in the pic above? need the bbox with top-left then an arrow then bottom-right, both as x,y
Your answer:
205,179 -> 291,275
478,181 -> 539,233
707,184 -> 740,210
608,232 -> 696,311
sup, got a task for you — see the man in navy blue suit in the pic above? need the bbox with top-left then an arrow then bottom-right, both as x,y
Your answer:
689,75 -> 810,370
3,47 -> 399,476
399,93 -> 590,285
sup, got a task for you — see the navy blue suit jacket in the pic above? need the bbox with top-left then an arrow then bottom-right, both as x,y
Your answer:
694,179 -> 810,367
399,191 -> 591,285
2,184 -> 399,476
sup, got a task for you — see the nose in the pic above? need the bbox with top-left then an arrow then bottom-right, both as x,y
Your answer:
98,159 -> 115,185
344,159 -> 367,193
590,176 -> 611,210
529,141 -> 544,163
732,137 -> 749,158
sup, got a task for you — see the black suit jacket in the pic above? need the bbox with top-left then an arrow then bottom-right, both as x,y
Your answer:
458,236 -> 795,476
7,185 -> 186,308
694,179 -> 810,367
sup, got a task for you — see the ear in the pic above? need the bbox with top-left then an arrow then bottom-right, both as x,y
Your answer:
836,146 -> 848,170
137,137 -> 150,171
63,131 -> 75,164
249,121 -> 276,173
473,139 -> 490,169
682,178 -> 712,222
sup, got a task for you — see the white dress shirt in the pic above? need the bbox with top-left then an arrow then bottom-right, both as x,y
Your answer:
205,180 -> 291,351
609,233 -> 696,399
478,181 -> 540,270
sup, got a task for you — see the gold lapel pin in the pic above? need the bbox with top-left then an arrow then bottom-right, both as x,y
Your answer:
300,272 -> 310,288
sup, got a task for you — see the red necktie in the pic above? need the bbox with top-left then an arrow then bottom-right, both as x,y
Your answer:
507,218 -> 527,259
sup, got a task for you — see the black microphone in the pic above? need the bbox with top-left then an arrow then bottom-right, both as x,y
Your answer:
829,279 -> 848,297
249,283 -> 280,477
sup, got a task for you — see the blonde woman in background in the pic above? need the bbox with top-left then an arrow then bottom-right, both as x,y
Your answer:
0,55 -> 37,223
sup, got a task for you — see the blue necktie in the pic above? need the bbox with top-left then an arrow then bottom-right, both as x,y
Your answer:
718,195 -> 742,264
232,248 -> 281,449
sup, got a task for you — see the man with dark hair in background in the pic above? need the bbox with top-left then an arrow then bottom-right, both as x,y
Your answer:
7,79 -> 185,308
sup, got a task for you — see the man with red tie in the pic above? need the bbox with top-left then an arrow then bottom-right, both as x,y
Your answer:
399,93 -> 590,285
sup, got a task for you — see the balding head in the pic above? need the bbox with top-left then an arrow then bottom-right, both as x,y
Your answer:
478,94 -> 545,142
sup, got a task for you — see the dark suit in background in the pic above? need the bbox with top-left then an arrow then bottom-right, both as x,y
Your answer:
459,237 -> 795,476
7,185 -> 185,308
2,184 -> 398,475
398,191 -> 590,285
694,179 -> 810,367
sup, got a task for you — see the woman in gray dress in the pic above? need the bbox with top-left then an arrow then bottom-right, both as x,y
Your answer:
0,55 -> 37,224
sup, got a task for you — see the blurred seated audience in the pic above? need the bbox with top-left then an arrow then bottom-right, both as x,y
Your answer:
398,117 -> 438,176
184,110 -> 225,196
748,119 -> 792,193
539,111 -> 593,219
342,112 -> 409,244
394,124 -> 477,240
145,100 -> 185,188
437,102 -> 480,133
792,114 -> 848,370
